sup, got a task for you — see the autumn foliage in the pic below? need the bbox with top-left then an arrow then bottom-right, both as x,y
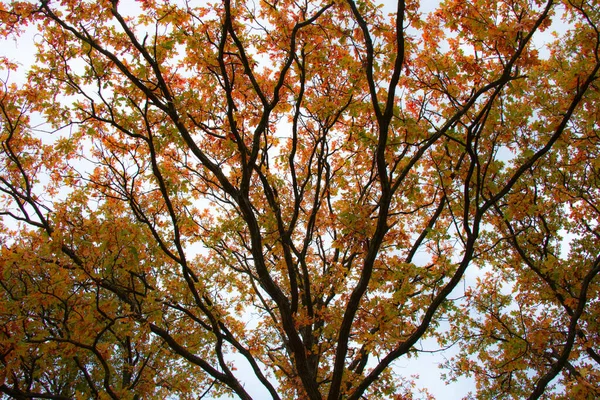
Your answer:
0,0 -> 599,398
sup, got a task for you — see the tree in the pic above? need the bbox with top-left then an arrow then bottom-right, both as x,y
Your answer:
0,0 -> 599,398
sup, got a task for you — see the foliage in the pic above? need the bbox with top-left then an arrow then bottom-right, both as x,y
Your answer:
0,0 -> 599,398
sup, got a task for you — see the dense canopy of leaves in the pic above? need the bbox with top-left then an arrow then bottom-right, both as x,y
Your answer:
0,0 -> 599,398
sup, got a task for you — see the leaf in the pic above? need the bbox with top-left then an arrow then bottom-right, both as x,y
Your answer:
0,0 -> 599,399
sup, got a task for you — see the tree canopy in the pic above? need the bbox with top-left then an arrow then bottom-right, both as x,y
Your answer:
0,0 -> 599,398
